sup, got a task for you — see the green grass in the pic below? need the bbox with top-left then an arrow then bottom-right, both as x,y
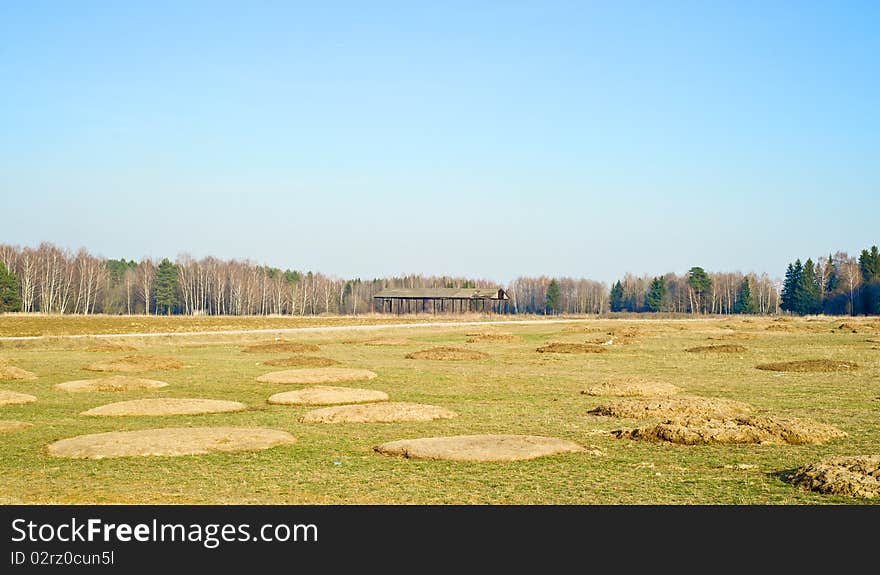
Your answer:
1,316 -> 878,504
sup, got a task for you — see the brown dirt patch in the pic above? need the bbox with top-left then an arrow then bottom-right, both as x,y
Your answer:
47,427 -> 296,459
302,402 -> 457,424
465,332 -> 521,343
55,376 -> 169,393
256,368 -> 377,384
361,338 -> 415,346
85,343 -> 138,352
84,355 -> 183,373
242,341 -> 320,353
405,347 -> 489,360
0,364 -> 37,381
685,344 -> 748,353
0,420 -> 33,432
756,359 -> 859,373
613,415 -> 846,445
536,342 -> 607,354
765,324 -> 791,332
262,356 -> 340,368
268,386 -> 388,406
374,434 -> 587,462
81,398 -> 247,417
790,455 -> 880,498
0,390 -> 37,406
588,396 -> 752,420
583,379 -> 682,397
708,332 -> 758,341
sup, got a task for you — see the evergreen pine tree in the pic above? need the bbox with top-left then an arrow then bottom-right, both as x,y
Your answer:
610,281 -> 624,312
0,263 -> 21,312
645,276 -> 666,312
734,277 -> 754,314
780,261 -> 802,313
687,267 -> 711,313
825,254 -> 837,294
153,258 -> 179,315
544,279 -> 560,315
798,258 -> 821,314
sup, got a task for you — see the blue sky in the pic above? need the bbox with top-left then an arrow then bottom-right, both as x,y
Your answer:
1,1 -> 877,284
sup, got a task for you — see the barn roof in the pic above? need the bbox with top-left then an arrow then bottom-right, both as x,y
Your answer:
374,288 -> 509,300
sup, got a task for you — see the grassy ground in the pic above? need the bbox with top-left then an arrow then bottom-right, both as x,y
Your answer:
1,315 -> 878,504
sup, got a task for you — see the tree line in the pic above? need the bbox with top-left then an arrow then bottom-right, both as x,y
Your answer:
0,241 -> 876,316
779,246 -> 880,316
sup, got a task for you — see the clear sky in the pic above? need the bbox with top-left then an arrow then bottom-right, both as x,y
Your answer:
1,1 -> 877,284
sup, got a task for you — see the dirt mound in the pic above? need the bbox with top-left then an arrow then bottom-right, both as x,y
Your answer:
55,376 -> 169,393
708,333 -> 758,341
765,324 -> 791,332
47,427 -> 296,459
588,396 -> 752,420
0,421 -> 33,432
302,402 -> 457,424
583,379 -> 682,397
561,325 -> 605,334
374,434 -> 587,462
242,341 -> 320,353
790,455 -> 880,498
85,343 -> 138,352
405,347 -> 488,360
0,364 -> 37,381
465,332 -> 521,343
268,386 -> 388,406
685,345 -> 747,353
536,342 -> 607,354
81,398 -> 248,416
613,415 -> 846,445
263,356 -> 340,368
0,391 -> 37,406
84,355 -> 183,373
362,338 -> 415,346
756,359 -> 859,373
256,368 -> 377,384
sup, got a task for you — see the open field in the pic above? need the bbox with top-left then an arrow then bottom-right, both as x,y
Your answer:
1,315 -> 878,504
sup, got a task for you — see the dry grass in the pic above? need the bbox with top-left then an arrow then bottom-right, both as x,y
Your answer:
2,314 -> 879,504
268,386 -> 388,406
790,456 -> 880,498
55,376 -> 169,392
47,427 -> 297,459
756,359 -> 859,373
84,355 -> 183,373
685,344 -> 748,353
301,402 -> 457,424
588,396 -> 753,420
256,367 -> 377,384
84,343 -> 138,352
242,341 -> 320,354
374,435 -> 588,462
405,347 -> 488,360
262,356 -> 340,367
536,342 -> 607,354
81,398 -> 248,416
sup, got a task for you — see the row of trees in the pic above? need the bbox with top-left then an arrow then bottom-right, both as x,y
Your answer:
0,243 -> 502,316
1,241 -> 877,316
780,246 -> 880,316
607,268 -> 780,315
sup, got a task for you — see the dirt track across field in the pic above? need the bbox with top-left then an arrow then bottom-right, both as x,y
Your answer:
0,318 -> 615,341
